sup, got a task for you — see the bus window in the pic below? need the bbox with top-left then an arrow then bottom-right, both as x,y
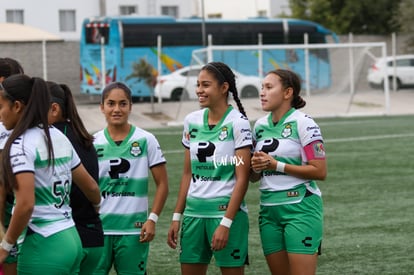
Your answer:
85,22 -> 110,44
80,16 -> 337,98
123,23 -> 203,47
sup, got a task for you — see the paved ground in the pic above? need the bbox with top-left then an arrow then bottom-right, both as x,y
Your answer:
76,89 -> 414,132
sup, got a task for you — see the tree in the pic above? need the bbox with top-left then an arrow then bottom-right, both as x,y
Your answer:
126,58 -> 158,113
394,0 -> 414,52
289,0 -> 401,34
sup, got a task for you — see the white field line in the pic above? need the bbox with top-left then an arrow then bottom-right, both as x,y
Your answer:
325,133 -> 414,143
162,133 -> 414,155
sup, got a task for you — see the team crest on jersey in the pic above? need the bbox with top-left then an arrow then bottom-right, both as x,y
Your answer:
281,124 -> 292,138
130,141 -> 142,157
218,126 -> 228,141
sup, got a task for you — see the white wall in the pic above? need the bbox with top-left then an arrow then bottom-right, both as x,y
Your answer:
196,0 -> 291,18
269,0 -> 291,16
1,0 -> 99,40
200,0 -> 269,18
0,0 -> 289,41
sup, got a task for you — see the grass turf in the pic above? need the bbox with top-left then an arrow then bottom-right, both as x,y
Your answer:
109,114 -> 414,274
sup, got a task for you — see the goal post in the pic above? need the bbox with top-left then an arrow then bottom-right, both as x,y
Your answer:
189,41 -> 391,117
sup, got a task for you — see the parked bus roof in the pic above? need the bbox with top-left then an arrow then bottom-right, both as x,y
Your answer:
83,16 -> 337,40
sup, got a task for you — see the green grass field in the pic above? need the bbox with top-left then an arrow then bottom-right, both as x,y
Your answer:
113,114 -> 414,274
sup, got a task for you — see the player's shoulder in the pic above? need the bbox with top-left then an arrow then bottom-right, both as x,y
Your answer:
184,109 -> 204,121
288,109 -> 317,125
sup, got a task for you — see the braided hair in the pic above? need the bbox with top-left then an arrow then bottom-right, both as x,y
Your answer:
201,62 -> 247,117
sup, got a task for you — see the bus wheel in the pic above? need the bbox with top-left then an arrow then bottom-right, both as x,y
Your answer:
241,86 -> 258,98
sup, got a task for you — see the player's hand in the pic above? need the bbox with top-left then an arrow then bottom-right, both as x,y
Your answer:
251,151 -> 272,172
167,221 -> 180,249
211,225 -> 229,251
139,220 -> 156,243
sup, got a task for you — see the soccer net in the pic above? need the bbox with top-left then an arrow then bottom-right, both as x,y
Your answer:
185,41 -> 391,119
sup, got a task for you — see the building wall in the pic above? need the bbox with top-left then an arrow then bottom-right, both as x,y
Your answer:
270,0 -> 291,17
0,0 -> 198,41
0,0 -> 289,41
1,0 -> 99,41
0,41 -> 80,94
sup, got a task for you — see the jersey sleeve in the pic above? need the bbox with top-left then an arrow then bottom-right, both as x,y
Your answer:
70,145 -> 81,170
181,115 -> 190,149
298,115 -> 324,147
233,116 -> 252,150
10,136 -> 35,174
147,133 -> 166,168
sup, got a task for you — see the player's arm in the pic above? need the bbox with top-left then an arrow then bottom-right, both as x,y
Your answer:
167,148 -> 191,249
0,184 -> 7,234
211,146 -> 251,251
1,172 -> 34,261
72,164 -> 101,207
255,140 -> 327,180
140,162 -> 168,243
0,150 -> 6,232
149,163 -> 169,217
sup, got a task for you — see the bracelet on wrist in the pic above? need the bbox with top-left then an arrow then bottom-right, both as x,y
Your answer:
172,213 -> 182,221
1,239 -> 13,252
220,216 -> 233,228
148,212 -> 159,223
276,161 -> 286,173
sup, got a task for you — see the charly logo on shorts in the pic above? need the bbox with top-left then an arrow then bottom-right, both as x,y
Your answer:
130,141 -> 142,157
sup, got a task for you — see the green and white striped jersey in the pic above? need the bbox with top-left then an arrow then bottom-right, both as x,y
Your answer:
10,126 -> 80,237
93,125 -> 166,235
182,106 -> 252,217
253,108 -> 323,205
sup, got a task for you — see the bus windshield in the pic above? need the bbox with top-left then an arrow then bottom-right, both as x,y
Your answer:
85,22 -> 110,44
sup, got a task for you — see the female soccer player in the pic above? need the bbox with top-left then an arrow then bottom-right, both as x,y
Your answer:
0,74 -> 101,274
47,81 -> 104,274
93,82 -> 168,275
250,69 -> 327,275
0,57 -> 24,275
167,62 -> 252,275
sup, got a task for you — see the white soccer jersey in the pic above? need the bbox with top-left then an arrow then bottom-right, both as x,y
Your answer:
253,108 -> 323,205
182,106 -> 252,217
93,125 -> 166,235
10,126 -> 80,237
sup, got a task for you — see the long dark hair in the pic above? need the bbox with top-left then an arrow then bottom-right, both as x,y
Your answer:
201,62 -> 247,117
267,69 -> 306,109
48,81 -> 94,148
1,74 -> 53,191
0,57 -> 24,78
